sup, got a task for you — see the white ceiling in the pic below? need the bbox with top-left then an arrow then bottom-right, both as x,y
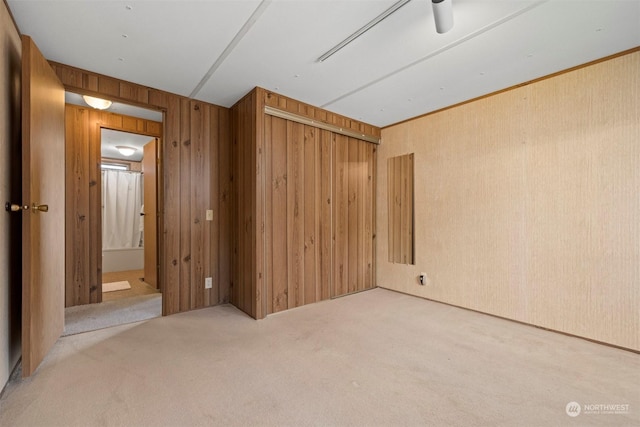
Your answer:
101,128 -> 154,162
8,0 -> 640,127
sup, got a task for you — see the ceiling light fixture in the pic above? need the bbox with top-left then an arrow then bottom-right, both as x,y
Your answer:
82,95 -> 112,110
116,146 -> 136,157
317,0 -> 412,62
432,0 -> 454,34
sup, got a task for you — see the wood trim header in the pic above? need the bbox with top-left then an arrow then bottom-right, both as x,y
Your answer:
261,88 -> 380,141
264,106 -> 380,144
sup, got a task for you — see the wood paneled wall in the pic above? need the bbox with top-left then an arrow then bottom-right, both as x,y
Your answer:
53,62 -> 232,315
231,90 -> 260,318
65,104 -> 161,307
377,50 -> 640,351
232,88 -> 377,318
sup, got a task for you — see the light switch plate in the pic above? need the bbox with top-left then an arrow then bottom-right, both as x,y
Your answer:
205,277 -> 212,289
206,210 -> 213,221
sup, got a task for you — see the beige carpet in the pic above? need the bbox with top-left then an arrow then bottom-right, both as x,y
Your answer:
63,294 -> 162,336
1,288 -> 638,427
102,280 -> 131,292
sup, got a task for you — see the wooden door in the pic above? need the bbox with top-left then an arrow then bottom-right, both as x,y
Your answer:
332,136 -> 376,298
143,138 -> 158,289
21,35 -> 66,377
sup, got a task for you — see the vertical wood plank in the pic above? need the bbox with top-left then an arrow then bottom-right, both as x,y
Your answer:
394,156 -> 402,262
242,93 -> 254,315
85,74 -> 98,92
287,121 -> 305,308
304,125 -> 317,305
254,88 -> 265,319
387,157 -> 395,262
142,138 -> 159,289
313,126 -> 322,302
163,96 -> 181,315
209,106 -> 219,306
237,96 -> 247,313
365,144 -> 374,288
148,90 -> 168,109
231,104 -> 239,309
347,137 -> 359,294
231,92 -> 257,316
119,81 -> 149,104
405,153 -> 414,264
190,101 -> 206,309
399,154 -> 408,264
333,133 -> 349,297
179,98 -> 191,311
218,107 -> 231,304
236,95 -> 250,314
371,144 -> 377,288
319,130 -> 333,301
88,110 -> 101,303
264,114 -> 273,314
64,106 -> 89,307
98,76 -> 119,97
271,117 -> 288,312
356,139 -> 365,292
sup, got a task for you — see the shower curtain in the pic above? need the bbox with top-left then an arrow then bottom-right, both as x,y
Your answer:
102,170 -> 143,249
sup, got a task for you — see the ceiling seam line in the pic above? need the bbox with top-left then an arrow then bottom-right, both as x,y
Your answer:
189,0 -> 272,99
317,0 -> 413,63
320,0 -> 549,110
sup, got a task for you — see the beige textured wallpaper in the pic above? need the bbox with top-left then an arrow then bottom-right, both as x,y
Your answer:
377,51 -> 639,351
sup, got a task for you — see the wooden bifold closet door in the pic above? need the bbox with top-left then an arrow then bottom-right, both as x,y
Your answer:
263,116 -> 375,315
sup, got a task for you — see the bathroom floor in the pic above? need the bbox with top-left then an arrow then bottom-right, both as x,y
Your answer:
102,269 -> 160,302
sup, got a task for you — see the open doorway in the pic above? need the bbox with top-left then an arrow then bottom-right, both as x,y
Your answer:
100,129 -> 159,302
62,92 -> 164,335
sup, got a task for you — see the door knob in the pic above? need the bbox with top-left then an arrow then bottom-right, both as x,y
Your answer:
5,202 -> 29,212
32,203 -> 49,212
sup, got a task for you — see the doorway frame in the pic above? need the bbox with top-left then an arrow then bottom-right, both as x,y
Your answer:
51,59 -> 236,318
97,125 -> 162,297
64,101 -> 164,307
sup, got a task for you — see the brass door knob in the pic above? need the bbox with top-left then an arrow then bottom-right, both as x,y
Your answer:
31,203 -> 49,212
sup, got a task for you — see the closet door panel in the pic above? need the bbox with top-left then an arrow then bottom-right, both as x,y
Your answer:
286,121 -> 305,309
333,134 -> 349,298
319,130 -> 334,301
270,117 -> 289,313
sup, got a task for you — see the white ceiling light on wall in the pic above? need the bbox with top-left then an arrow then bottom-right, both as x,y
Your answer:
432,0 -> 454,34
82,95 -> 112,110
116,146 -> 136,157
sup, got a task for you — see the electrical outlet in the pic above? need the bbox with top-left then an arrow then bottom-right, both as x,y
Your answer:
206,210 -> 213,221
205,277 -> 212,289
419,273 -> 428,286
